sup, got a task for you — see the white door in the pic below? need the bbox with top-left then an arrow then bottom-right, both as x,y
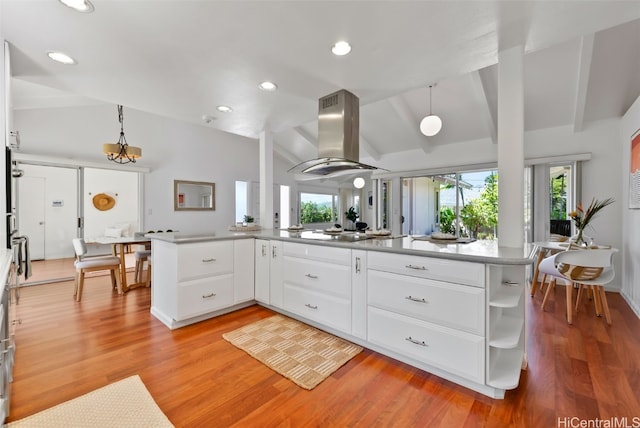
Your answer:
18,176 -> 46,260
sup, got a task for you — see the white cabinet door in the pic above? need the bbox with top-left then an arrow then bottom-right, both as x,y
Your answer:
254,239 -> 270,304
269,241 -> 284,308
234,239 -> 255,303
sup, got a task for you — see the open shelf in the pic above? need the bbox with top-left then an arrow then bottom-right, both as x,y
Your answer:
487,347 -> 524,390
489,314 -> 523,349
489,284 -> 523,308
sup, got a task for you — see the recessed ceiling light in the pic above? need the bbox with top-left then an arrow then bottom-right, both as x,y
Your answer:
58,0 -> 94,13
331,41 -> 352,56
259,81 -> 278,91
216,105 -> 233,113
47,51 -> 77,65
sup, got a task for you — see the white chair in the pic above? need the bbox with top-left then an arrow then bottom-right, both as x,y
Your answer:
556,247 -> 617,325
72,238 -> 122,301
537,247 -> 617,324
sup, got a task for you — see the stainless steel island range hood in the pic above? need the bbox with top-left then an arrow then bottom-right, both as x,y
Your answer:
288,89 -> 380,178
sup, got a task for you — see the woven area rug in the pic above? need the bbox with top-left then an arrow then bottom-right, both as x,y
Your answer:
7,375 -> 173,427
223,314 -> 363,390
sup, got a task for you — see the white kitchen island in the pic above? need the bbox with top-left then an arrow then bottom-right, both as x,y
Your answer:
148,230 -> 533,399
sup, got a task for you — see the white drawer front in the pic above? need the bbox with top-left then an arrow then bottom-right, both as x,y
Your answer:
367,251 -> 485,287
283,284 -> 351,334
177,241 -> 234,281
368,307 -> 485,383
176,274 -> 234,320
283,256 -> 351,298
283,242 -> 351,266
368,270 -> 485,335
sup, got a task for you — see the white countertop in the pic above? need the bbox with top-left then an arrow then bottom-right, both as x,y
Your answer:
146,229 -> 532,265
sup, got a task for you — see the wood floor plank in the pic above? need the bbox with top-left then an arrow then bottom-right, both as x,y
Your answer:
6,276 -> 640,427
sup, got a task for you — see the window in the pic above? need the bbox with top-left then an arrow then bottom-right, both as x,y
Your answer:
299,192 -> 337,226
280,185 -> 290,229
549,164 -> 573,237
401,169 -> 498,239
235,181 -> 248,223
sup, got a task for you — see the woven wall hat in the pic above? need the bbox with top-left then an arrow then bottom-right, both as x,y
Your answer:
92,193 -> 116,211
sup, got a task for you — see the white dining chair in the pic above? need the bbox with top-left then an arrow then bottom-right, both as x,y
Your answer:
556,247 -> 618,325
72,238 -> 122,301
537,246 -> 617,324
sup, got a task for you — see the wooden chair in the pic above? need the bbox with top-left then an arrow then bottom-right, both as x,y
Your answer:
134,249 -> 152,287
72,238 -> 121,301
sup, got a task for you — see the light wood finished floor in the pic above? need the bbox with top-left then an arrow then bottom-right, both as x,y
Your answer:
6,276 -> 640,427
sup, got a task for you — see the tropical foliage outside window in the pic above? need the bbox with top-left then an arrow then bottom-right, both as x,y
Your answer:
437,171 -> 499,239
300,192 -> 337,224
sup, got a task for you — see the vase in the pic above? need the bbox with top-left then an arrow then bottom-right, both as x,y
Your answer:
570,229 -> 591,247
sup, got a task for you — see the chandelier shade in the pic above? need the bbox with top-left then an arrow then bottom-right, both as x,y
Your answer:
103,105 -> 142,164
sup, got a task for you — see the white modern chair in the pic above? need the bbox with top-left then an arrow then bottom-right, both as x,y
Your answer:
537,246 -> 617,324
72,238 -> 122,301
556,247 -> 617,325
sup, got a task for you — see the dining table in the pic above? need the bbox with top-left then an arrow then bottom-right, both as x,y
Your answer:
93,235 -> 152,293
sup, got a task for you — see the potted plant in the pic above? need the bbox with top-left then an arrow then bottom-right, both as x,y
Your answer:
243,215 -> 254,226
345,207 -> 358,230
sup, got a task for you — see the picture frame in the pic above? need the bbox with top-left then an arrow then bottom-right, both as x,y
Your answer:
629,128 -> 640,209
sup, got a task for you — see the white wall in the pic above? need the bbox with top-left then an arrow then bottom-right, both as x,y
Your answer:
83,168 -> 139,239
620,95 -> 640,317
13,105 -> 260,234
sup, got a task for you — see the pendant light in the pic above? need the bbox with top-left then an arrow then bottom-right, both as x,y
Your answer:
103,105 -> 142,164
419,85 -> 442,137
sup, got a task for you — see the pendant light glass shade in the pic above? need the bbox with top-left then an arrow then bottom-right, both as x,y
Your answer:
420,85 -> 442,137
420,114 -> 442,137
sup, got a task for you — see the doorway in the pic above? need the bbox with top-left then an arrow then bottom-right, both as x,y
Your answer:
16,163 -> 142,285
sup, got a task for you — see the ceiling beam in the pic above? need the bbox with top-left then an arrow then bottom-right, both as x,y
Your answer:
359,135 -> 381,161
573,34 -> 595,133
471,69 -> 497,144
272,142 -> 303,166
292,126 -> 318,151
387,95 -> 431,154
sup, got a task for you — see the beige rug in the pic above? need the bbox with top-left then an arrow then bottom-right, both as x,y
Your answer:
7,375 -> 173,427
223,314 -> 363,390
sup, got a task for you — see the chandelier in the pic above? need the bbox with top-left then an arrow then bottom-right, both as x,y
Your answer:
102,105 -> 142,164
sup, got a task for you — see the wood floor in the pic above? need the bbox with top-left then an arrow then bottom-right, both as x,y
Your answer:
6,275 -> 640,427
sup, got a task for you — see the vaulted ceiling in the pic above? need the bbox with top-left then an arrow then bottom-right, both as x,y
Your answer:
2,1 -> 640,171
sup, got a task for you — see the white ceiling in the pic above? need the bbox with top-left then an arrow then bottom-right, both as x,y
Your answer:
2,0 -> 640,170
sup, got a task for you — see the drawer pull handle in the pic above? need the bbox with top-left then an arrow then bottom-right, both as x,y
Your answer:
202,293 -> 217,299
405,336 -> 427,347
405,264 -> 427,270
405,296 -> 428,303
202,258 -> 216,263
305,303 -> 318,310
305,274 -> 318,279
261,244 -> 267,257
